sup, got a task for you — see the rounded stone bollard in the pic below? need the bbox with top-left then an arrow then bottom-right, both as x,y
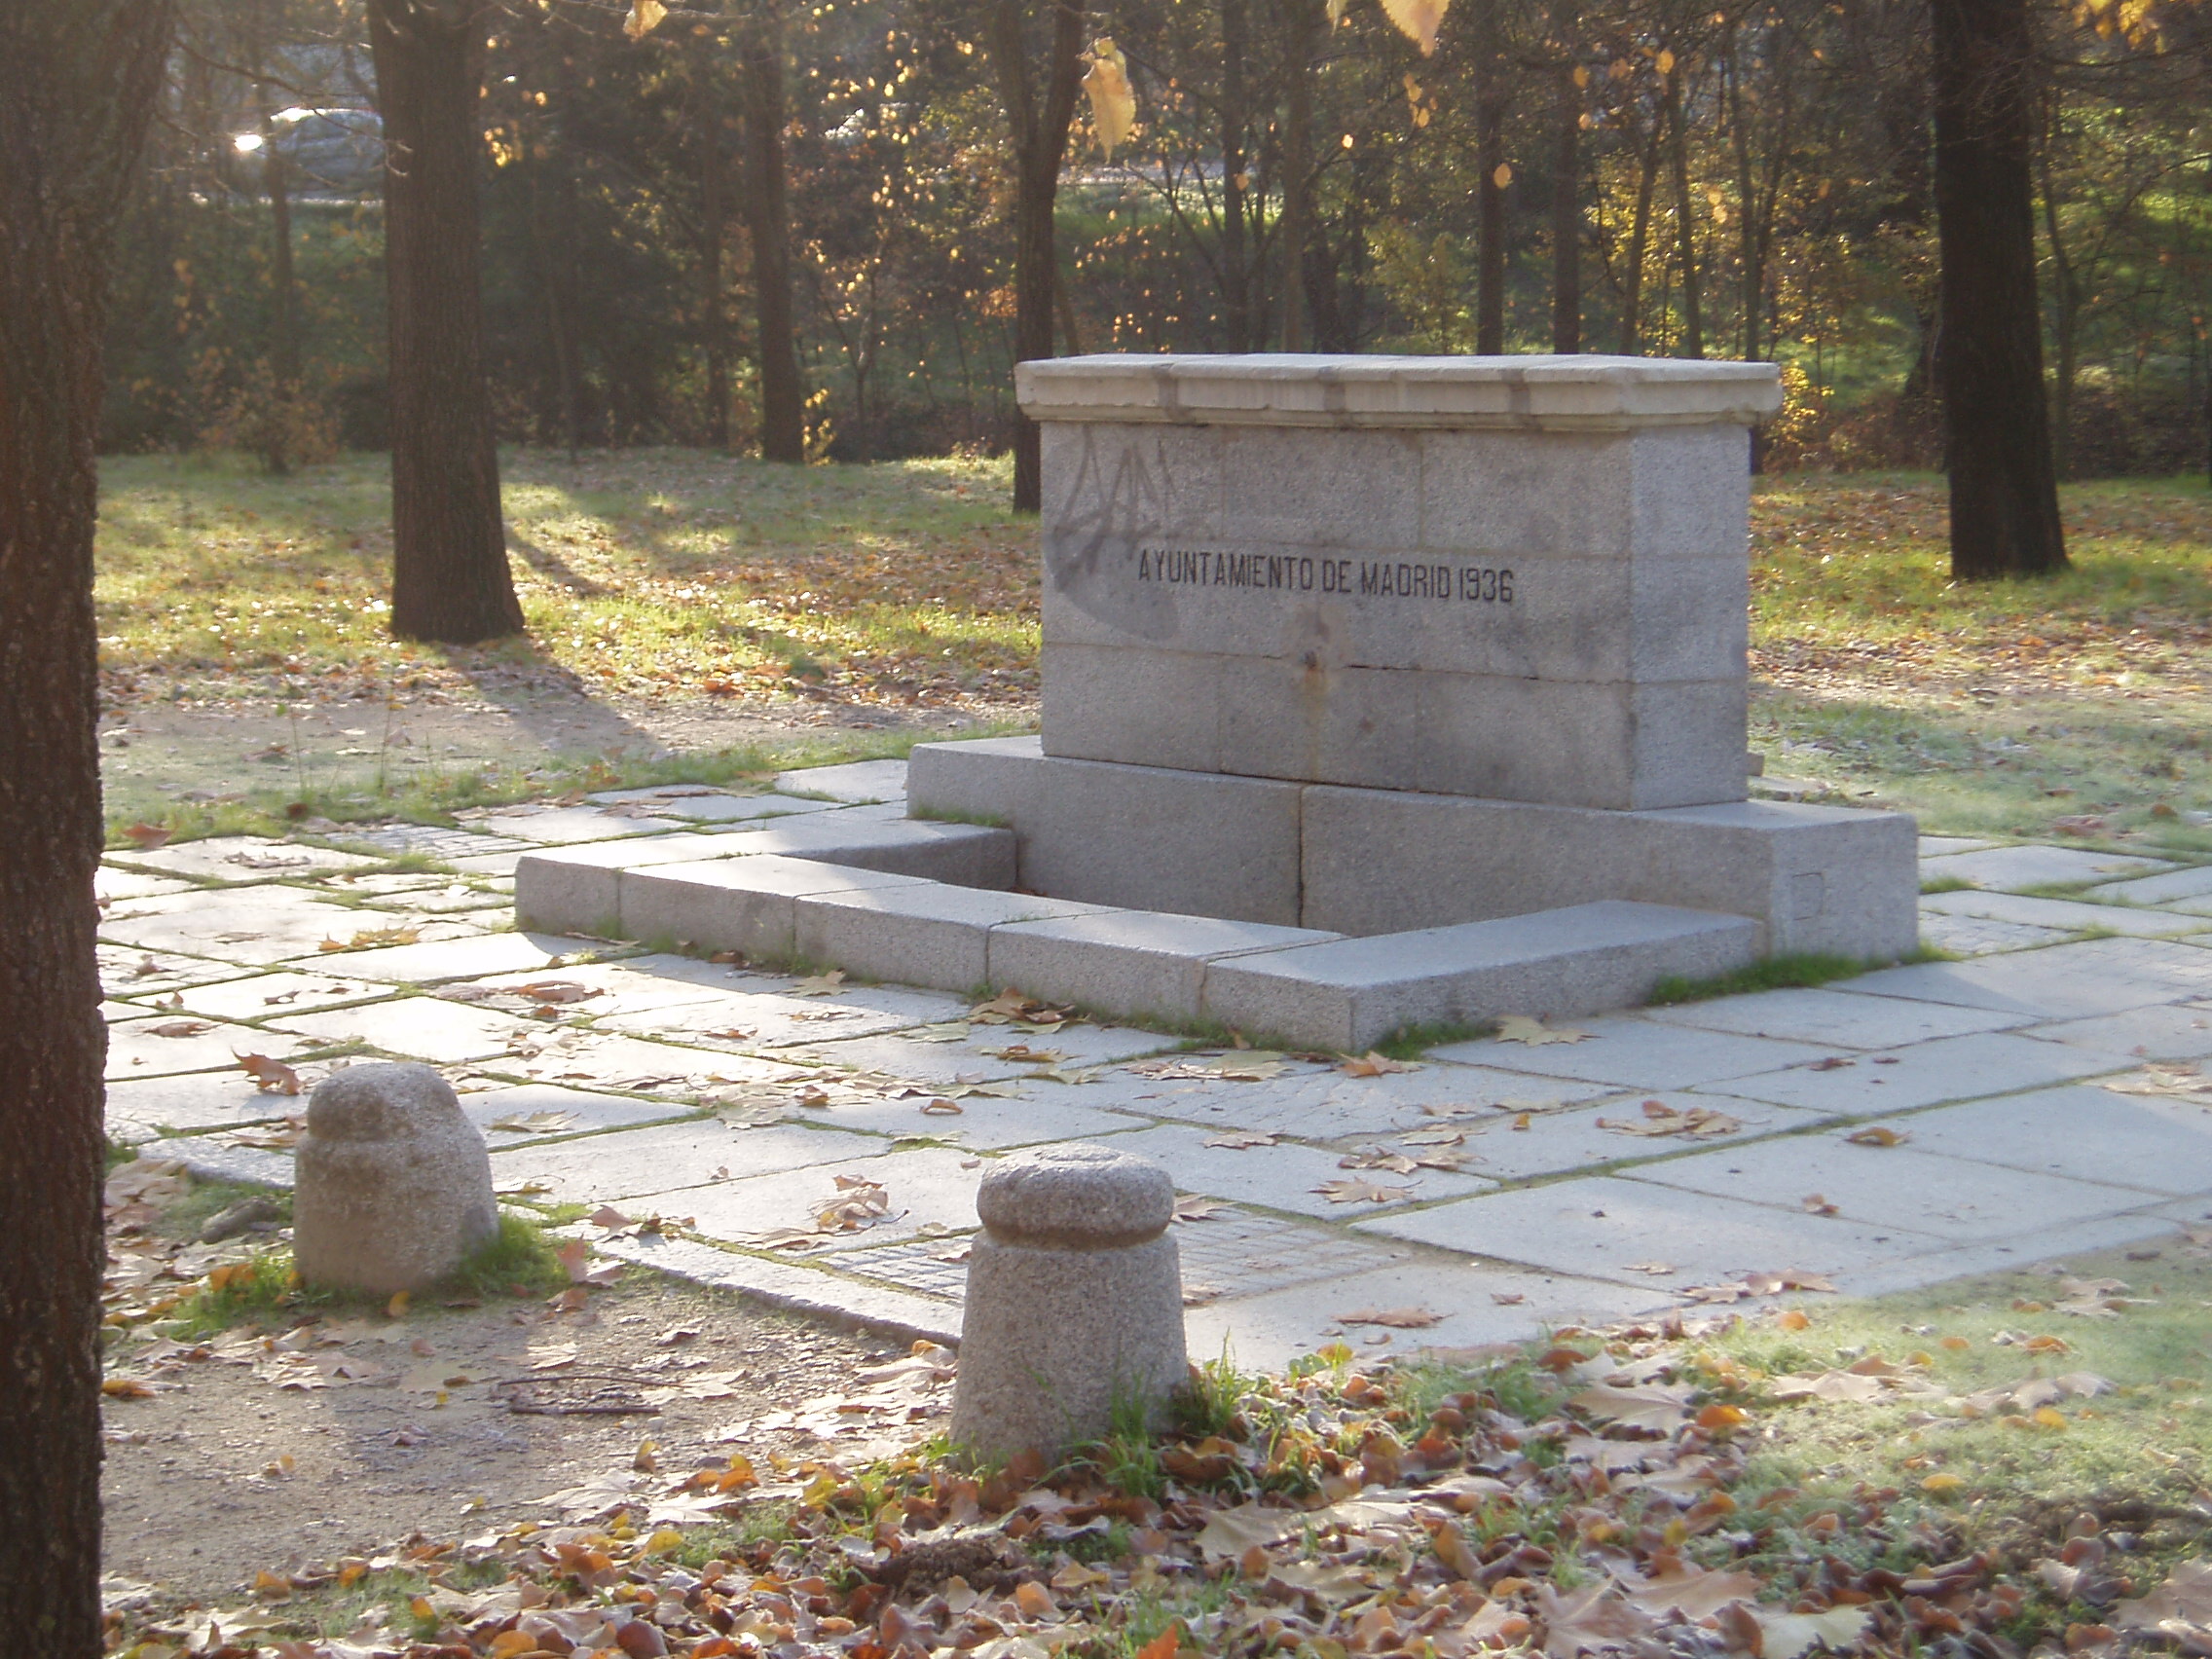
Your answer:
293,1061 -> 498,1296
948,1144 -> 1188,1463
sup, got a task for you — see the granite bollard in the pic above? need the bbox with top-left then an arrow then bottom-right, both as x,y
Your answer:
293,1061 -> 498,1295
949,1145 -> 1189,1462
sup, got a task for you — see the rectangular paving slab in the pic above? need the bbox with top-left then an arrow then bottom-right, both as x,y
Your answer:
1053,1121 -> 1493,1219
806,1088 -> 1158,1152
106,1071 -> 313,1136
106,836 -> 388,884
2021,1002 -> 2212,1060
1622,1129 -> 2157,1242
786,1021 -> 1176,1086
1088,1059 -> 1612,1143
1919,844 -> 2173,892
1918,913 -> 2074,957
1868,1082 -> 2212,1198
98,944 -> 258,997
271,996 -> 539,1064
1920,888 -> 2209,939
1417,1092 -> 1828,1183
326,931 -> 596,983
460,1083 -> 698,1139
1186,1258 -> 1670,1373
491,1031 -> 802,1096
1834,937 -> 2212,1018
600,984 -> 960,1051
1709,1028 -> 2127,1114
1641,985 -> 2032,1048
1357,1174 -> 1948,1287
488,1118 -> 887,1204
1435,1016 -> 1838,1090
2084,866 -> 2212,906
774,759 -> 909,802
107,1017 -> 305,1081
114,968 -> 393,1022
668,1144 -> 991,1253
100,887 -> 366,966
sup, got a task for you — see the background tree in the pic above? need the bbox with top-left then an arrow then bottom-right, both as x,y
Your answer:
369,0 -> 526,641
1930,0 -> 2069,577
983,0 -> 1088,510
0,3 -> 176,1648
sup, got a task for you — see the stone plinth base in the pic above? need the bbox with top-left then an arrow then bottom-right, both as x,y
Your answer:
907,735 -> 1917,962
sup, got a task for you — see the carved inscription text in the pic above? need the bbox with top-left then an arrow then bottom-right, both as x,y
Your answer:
1135,547 -> 1513,605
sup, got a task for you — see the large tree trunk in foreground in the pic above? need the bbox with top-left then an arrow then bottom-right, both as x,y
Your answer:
0,6 -> 174,1649
1929,0 -> 2067,578
742,7 -> 805,464
987,0 -> 1088,510
369,0 -> 525,642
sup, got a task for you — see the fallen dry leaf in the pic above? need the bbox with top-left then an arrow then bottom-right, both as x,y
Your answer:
1338,1051 -> 1418,1076
1338,1306 -> 1443,1329
1495,1014 -> 1592,1046
1846,1125 -> 1909,1147
1204,1129 -> 1278,1149
1312,1177 -> 1418,1205
236,1052 -> 300,1094
1596,1100 -> 1743,1138
148,1019 -> 213,1038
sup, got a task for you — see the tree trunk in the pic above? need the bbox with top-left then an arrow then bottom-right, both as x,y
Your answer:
1551,32 -> 1582,353
2038,146 -> 2080,481
1219,0 -> 1252,350
0,6 -> 174,1649
369,0 -> 525,643
252,0 -> 300,473
1279,0 -> 1320,351
741,7 -> 805,463
1930,0 -> 2067,577
531,157 -> 584,460
1473,0 -> 1507,355
1727,41 -> 1758,361
1618,102 -> 1665,353
986,0 -> 1088,510
1666,62 -> 1703,358
698,65 -> 732,453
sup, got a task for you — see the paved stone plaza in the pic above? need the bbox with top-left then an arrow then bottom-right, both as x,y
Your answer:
99,760 -> 2212,1369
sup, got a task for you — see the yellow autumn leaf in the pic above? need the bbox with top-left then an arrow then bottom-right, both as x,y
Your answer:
1082,38 -> 1136,158
1921,1472 -> 1966,1494
1656,47 -> 1677,74
1377,0 -> 1450,55
624,0 -> 667,40
1493,162 -> 1513,189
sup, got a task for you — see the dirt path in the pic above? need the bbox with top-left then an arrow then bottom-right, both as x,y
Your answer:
102,1272 -> 905,1605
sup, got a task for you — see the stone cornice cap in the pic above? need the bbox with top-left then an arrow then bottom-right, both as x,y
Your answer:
1016,352 -> 1783,430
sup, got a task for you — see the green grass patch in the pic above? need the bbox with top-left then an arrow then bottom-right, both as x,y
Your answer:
1645,951 -> 1872,1005
1920,872 -> 1975,895
165,1213 -> 563,1335
451,1211 -> 568,1299
1693,1236 -> 2212,1577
